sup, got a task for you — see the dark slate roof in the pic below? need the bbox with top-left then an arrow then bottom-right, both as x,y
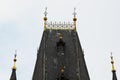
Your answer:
32,30 -> 90,80
10,69 -> 17,80
112,71 -> 117,80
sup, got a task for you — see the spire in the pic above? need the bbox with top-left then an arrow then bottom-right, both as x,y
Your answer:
10,51 -> 17,80
111,53 -> 115,71
73,8 -> 77,31
13,53 -> 17,70
33,11 -> 90,80
110,53 -> 117,80
44,7 -> 48,31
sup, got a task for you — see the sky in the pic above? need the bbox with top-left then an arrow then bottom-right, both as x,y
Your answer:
0,0 -> 120,80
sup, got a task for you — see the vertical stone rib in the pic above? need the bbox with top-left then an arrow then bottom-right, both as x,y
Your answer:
76,33 -> 81,80
43,32 -> 46,80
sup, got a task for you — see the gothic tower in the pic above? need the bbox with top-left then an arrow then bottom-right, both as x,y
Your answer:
32,8 -> 90,80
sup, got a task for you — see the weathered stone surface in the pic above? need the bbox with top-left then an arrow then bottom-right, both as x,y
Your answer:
32,30 -> 90,80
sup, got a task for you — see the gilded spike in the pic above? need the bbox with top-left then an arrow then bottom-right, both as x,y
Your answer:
111,53 -> 115,71
12,51 -> 17,70
59,33 -> 63,39
60,66 -> 65,73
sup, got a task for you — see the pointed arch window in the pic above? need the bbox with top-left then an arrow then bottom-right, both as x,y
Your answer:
56,38 -> 65,54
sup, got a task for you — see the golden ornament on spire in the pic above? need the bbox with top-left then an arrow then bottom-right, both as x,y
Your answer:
111,53 -> 115,71
59,33 -> 63,39
12,51 -> 17,70
44,7 -> 48,31
60,66 -> 65,73
73,8 -> 77,31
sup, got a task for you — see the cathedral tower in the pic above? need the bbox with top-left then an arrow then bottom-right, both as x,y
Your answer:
32,9 -> 90,80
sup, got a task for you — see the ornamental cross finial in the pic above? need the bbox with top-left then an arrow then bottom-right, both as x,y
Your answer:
44,7 -> 48,17
111,52 -> 113,58
15,50 -> 17,57
73,8 -> 77,17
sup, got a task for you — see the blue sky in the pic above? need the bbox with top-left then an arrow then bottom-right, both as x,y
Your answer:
0,0 -> 120,80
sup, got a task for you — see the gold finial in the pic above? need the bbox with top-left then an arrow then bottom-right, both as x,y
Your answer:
44,7 -> 48,31
12,51 -> 17,70
73,8 -> 77,31
59,33 -> 63,39
111,53 -> 115,71
60,66 -> 65,73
